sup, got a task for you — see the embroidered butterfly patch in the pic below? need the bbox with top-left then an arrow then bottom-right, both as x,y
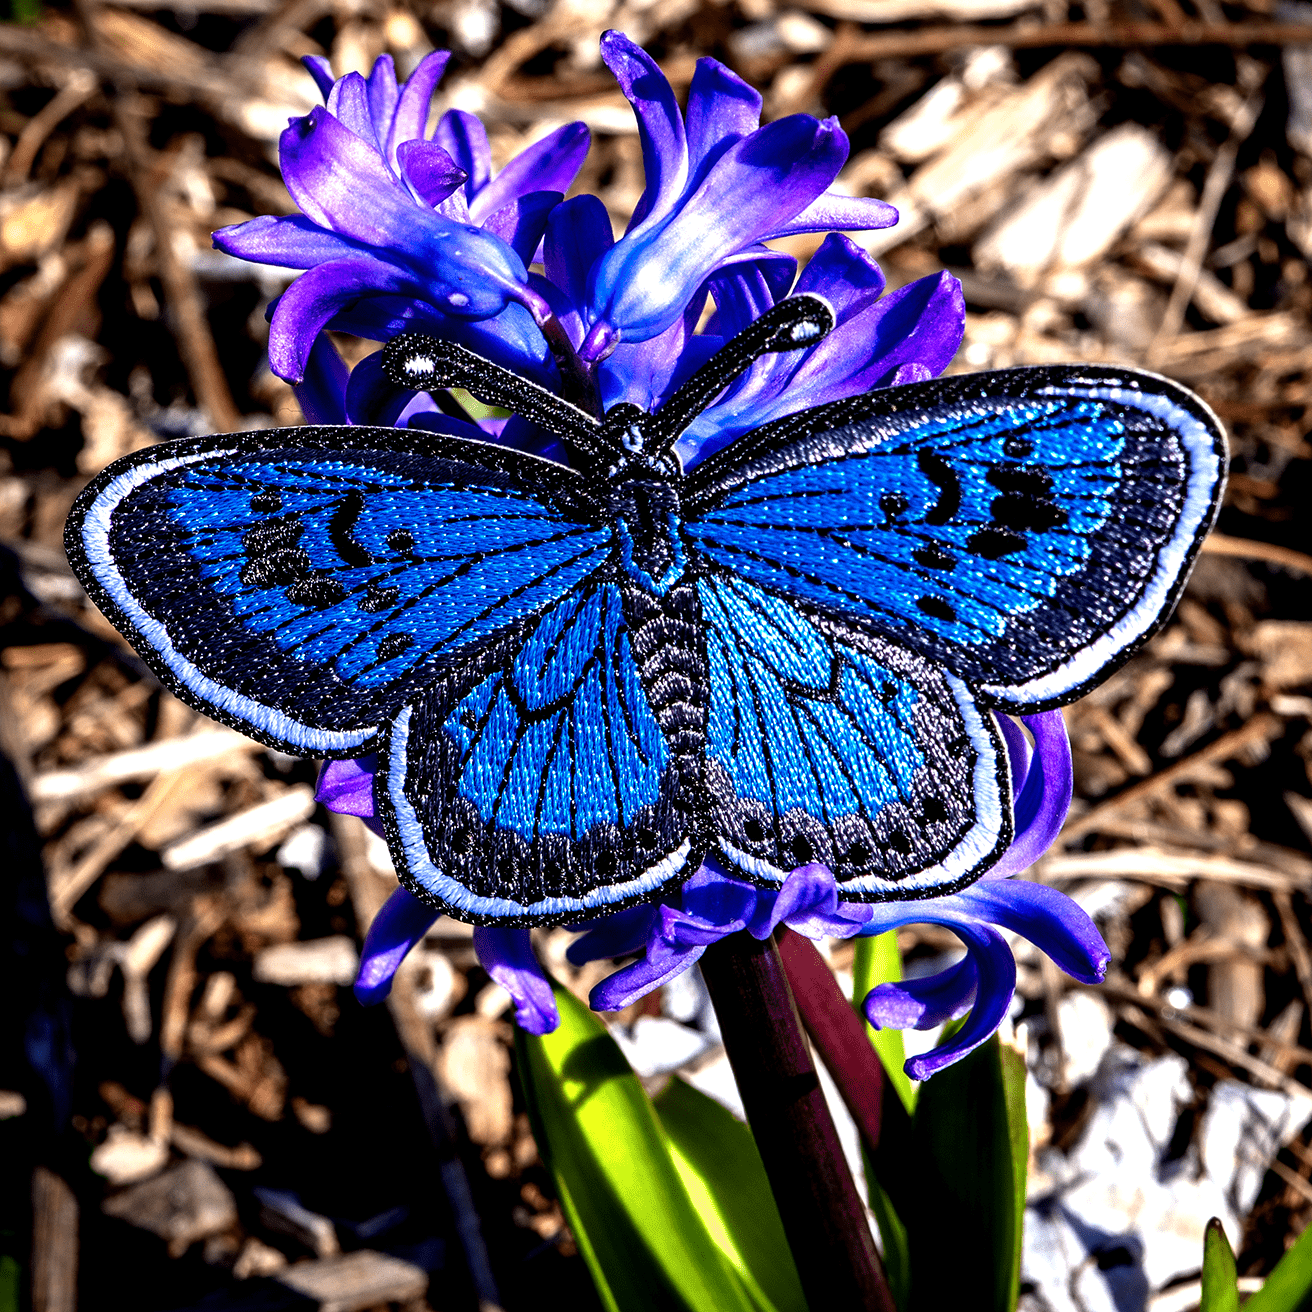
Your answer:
66,296 -> 1226,924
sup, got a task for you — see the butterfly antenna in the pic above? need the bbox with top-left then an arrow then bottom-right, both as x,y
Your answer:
645,294 -> 835,456
382,333 -> 608,461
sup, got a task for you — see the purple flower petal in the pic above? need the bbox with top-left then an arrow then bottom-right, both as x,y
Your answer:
471,121 -> 590,222
365,54 -> 399,146
544,195 -> 614,312
865,952 -> 976,1031
384,51 -> 451,170
684,57 -> 760,172
293,333 -> 349,425
213,214 -> 361,270
588,941 -> 705,1013
303,55 -> 335,101
328,71 -> 380,151
397,139 -> 467,207
891,362 -> 932,385
473,927 -> 559,1034
601,30 -> 687,234
344,350 -> 413,427
355,886 -> 441,1005
587,112 -> 847,344
482,191 -> 563,265
316,754 -> 379,818
268,257 -> 410,381
996,712 -> 1031,801
902,923 -> 1016,1080
950,878 -> 1108,984
435,109 -> 492,203
766,189 -> 897,239
566,904 -> 658,964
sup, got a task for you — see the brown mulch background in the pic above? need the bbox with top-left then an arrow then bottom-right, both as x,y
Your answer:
2,1 -> 1312,1309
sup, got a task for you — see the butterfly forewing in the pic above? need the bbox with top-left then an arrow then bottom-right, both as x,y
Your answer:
684,364 -> 1226,712
67,426 -> 610,756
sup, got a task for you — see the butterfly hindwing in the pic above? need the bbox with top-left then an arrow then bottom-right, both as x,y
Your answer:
378,579 -> 701,923
684,365 -> 1226,712
66,426 -> 611,756
698,573 -> 1011,899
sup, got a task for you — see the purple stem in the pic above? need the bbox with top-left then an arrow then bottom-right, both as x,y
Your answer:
698,933 -> 896,1312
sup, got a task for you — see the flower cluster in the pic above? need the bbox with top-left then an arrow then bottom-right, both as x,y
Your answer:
223,32 -> 1109,1077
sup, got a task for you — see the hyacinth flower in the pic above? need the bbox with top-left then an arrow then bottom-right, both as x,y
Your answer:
212,50 -> 590,390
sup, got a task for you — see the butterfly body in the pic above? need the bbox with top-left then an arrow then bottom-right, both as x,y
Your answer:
67,299 -> 1226,924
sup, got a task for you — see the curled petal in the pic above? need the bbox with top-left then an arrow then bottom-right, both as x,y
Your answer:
303,55 -> 335,101
950,878 -> 1109,984
990,711 -> 1073,877
589,940 -> 705,1013
316,754 -> 378,818
767,189 -> 897,239
436,109 -> 492,201
865,952 -> 976,1031
355,887 -> 440,1005
344,351 -> 413,427
397,139 -> 467,207
903,923 -> 1016,1081
474,927 -> 558,1035
996,713 -> 1031,800
747,862 -> 871,940
269,257 -> 410,381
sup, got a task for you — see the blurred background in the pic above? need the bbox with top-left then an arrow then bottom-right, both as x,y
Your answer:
1,2 -> 1311,1310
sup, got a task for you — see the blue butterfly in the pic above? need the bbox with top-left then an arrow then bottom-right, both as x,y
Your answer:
65,296 -> 1226,924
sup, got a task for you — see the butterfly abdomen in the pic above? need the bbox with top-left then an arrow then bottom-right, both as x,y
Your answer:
621,582 -> 710,846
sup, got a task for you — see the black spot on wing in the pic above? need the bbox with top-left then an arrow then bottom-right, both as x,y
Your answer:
286,575 -> 348,609
917,595 -> 956,622
917,452 -> 960,526
250,490 -> 282,513
360,580 -> 402,613
387,528 -> 415,556
241,515 -> 311,587
966,526 -> 1027,559
329,490 -> 373,567
378,632 -> 414,661
879,491 -> 909,525
912,543 -> 956,571
987,464 -> 1067,531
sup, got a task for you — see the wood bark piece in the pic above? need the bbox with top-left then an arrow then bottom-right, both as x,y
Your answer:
161,785 -> 316,871
31,727 -> 260,804
976,124 -> 1174,286
253,936 -> 360,987
31,1167 -> 78,1312
101,1159 -> 237,1257
275,1250 -> 428,1312
1042,845 -> 1311,891
864,53 -> 1096,256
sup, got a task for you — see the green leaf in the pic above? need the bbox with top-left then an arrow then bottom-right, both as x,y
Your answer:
515,981 -> 759,1312
999,1041 -> 1030,1312
1243,1213 -> 1312,1312
852,932 -> 916,1113
0,1255 -> 17,1312
1201,1218 -> 1239,1312
907,1036 -> 1024,1312
864,1152 -> 911,1312
653,1075 -> 807,1312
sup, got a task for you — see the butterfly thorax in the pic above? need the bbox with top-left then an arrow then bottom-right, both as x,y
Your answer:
598,403 -> 686,597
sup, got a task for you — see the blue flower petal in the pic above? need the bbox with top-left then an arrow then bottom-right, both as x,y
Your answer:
355,887 -> 441,1005
902,923 -> 1016,1080
865,952 -> 976,1031
474,927 -> 559,1034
